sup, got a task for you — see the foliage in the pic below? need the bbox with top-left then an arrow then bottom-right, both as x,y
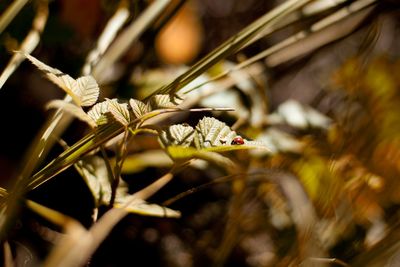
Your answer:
1,0 -> 398,267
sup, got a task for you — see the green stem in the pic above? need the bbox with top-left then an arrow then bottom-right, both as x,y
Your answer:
109,129 -> 130,208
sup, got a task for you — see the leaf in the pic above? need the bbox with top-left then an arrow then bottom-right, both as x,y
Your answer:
204,141 -> 269,153
194,117 -> 237,148
149,94 -> 183,109
74,155 -> 111,206
166,146 -> 236,170
88,99 -> 127,126
107,99 -> 130,126
129,98 -> 151,118
23,53 -> 100,107
87,100 -> 111,126
23,53 -> 81,104
166,146 -> 199,160
74,76 -> 100,107
159,124 -> 195,147
114,198 -> 180,218
46,99 -> 96,128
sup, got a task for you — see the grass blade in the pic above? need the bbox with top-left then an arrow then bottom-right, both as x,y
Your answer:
0,0 -> 29,34
92,0 -> 170,81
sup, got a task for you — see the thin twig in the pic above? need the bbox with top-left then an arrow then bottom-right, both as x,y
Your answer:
109,130 -> 130,207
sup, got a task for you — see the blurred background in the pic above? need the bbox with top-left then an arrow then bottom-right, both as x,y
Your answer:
1,0 -> 400,266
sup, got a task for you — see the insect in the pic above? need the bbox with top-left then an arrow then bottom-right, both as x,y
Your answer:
231,136 -> 244,145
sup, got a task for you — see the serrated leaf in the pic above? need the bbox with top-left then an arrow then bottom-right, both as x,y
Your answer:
46,99 -> 96,128
24,53 -> 81,104
87,98 -> 130,126
114,198 -> 180,218
159,124 -> 195,148
149,94 -> 183,109
74,76 -> 100,107
107,99 -> 130,126
194,117 -> 237,148
74,155 -> 111,206
23,53 -> 100,107
87,100 -> 111,126
129,98 -> 151,118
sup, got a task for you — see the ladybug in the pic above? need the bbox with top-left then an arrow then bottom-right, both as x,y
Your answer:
231,136 -> 245,145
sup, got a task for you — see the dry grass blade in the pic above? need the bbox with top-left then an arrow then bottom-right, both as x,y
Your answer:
248,0 -> 349,44
0,99 -> 73,240
26,200 -> 90,267
3,241 -> 13,267
146,0 -> 312,99
0,1 -> 48,90
24,53 -> 82,104
266,0 -> 377,67
131,172 -> 175,200
92,0 -> 170,81
0,0 -> 29,33
183,0 -> 377,94
0,187 -> 8,199
275,172 -> 327,263
82,1 -> 130,75
302,0 -> 347,16
307,257 -> 349,266
46,100 -> 96,128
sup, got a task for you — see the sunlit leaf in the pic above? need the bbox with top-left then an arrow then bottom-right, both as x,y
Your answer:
114,198 -> 180,218
166,146 -> 199,159
129,98 -> 151,118
74,76 -> 100,107
74,155 -> 111,206
166,146 -> 235,170
23,53 -> 81,104
194,117 -> 237,148
107,99 -> 130,126
159,124 -> 195,147
87,100 -> 110,126
204,141 -> 269,153
23,53 -> 100,107
46,99 -> 96,128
